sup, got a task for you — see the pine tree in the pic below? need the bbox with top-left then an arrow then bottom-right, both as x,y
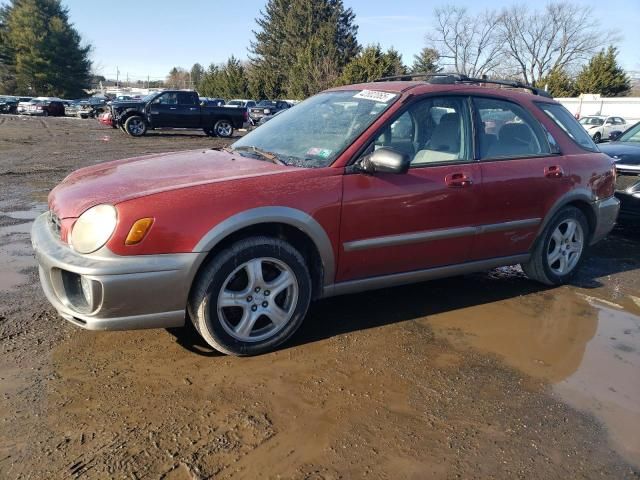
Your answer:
338,45 -> 407,85
198,63 -> 223,98
0,0 -> 91,97
249,0 -> 359,99
575,47 -> 630,97
411,47 -> 441,74
534,68 -> 577,97
190,63 -> 204,90
219,56 -> 249,99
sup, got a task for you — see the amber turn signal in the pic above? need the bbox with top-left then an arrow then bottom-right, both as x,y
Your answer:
125,218 -> 154,245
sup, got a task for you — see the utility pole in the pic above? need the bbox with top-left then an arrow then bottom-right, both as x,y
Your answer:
116,67 -> 119,88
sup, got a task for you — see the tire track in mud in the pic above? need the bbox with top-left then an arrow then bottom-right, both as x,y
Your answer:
39,118 -> 53,136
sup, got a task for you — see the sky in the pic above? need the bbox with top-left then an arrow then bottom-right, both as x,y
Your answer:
23,0 -> 640,81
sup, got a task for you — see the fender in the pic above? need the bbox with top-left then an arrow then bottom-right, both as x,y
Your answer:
536,188 -> 596,238
192,206 -> 336,286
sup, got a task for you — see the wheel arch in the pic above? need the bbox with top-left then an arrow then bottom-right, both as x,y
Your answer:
537,189 -> 597,242
191,207 -> 336,299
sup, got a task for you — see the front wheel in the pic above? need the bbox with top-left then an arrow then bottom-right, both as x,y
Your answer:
214,119 -> 233,138
188,237 -> 312,356
124,115 -> 147,137
521,206 -> 589,285
593,132 -> 602,143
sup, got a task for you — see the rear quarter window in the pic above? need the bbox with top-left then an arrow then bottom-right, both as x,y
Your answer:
537,103 -> 598,152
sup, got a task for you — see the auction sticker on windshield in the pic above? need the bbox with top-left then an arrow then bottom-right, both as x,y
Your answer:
353,90 -> 397,103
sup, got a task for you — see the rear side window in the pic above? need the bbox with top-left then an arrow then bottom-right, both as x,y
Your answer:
473,97 -> 550,159
537,103 -> 598,152
177,92 -> 198,105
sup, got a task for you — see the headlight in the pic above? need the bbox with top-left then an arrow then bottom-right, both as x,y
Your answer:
70,204 -> 117,254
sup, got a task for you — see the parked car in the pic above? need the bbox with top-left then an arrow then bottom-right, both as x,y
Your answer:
23,98 -> 65,116
579,115 -> 626,143
100,90 -> 247,137
200,97 -> 226,107
16,97 -> 33,114
0,96 -> 18,113
32,75 -> 618,356
225,99 -> 257,109
248,100 -> 291,123
599,121 -> 640,224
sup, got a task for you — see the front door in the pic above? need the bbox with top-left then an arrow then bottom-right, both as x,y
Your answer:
337,96 -> 481,282
148,92 -> 179,127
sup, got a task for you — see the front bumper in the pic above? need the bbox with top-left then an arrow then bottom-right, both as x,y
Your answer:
31,212 -> 202,330
590,196 -> 620,244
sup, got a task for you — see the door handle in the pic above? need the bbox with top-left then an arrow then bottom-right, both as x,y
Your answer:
169,107 -> 177,110
445,172 -> 473,187
189,107 -> 198,111
544,165 -> 564,178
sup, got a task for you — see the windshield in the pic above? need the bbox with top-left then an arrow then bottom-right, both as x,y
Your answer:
618,122 -> 640,143
579,117 -> 604,126
257,100 -> 277,107
228,101 -> 243,106
140,93 -> 157,102
231,90 -> 399,167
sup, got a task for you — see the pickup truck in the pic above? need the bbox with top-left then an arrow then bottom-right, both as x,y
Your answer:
101,90 -> 247,137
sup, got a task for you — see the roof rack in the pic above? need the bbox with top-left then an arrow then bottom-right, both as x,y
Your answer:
374,72 -> 552,98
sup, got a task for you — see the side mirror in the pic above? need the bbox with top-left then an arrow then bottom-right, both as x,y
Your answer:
609,131 -> 622,141
360,147 -> 411,174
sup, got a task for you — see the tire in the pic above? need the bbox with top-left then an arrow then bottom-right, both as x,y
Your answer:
124,115 -> 147,137
214,119 -> 233,138
203,127 -> 215,137
42,110 -> 48,117
593,132 -> 601,143
188,237 -> 312,356
521,206 -> 589,286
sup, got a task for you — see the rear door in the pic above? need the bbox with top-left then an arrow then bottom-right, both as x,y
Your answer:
470,96 -> 570,260
176,92 -> 201,128
338,95 -> 481,282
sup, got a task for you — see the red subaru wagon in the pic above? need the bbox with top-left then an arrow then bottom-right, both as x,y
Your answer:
32,75 -> 619,356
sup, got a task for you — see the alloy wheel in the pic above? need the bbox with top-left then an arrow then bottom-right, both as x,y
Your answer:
216,257 -> 298,342
547,219 -> 584,275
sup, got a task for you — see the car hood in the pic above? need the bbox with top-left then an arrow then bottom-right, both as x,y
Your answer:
111,100 -> 144,109
49,149 -> 292,218
599,142 -> 640,164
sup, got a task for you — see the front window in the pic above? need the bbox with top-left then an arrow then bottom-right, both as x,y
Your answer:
618,122 -> 640,143
231,90 -> 399,167
579,116 -> 604,126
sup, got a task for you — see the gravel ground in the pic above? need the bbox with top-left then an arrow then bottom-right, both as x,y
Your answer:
0,115 -> 639,479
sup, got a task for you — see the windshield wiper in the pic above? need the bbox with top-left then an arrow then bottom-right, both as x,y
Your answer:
231,146 -> 287,165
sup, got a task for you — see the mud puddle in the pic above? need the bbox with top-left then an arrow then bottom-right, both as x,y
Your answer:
427,280 -> 640,467
0,204 -> 45,291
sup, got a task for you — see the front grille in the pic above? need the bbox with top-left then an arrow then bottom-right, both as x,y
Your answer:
49,211 -> 61,238
616,174 -> 640,192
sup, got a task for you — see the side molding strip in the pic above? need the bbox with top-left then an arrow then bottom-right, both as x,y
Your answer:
322,254 -> 530,298
343,218 -> 541,252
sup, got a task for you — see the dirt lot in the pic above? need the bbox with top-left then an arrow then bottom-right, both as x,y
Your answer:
0,115 -> 639,479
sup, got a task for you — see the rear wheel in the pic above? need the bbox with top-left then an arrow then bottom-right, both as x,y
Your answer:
188,237 -> 312,356
124,115 -> 147,137
214,119 -> 233,138
521,206 -> 589,285
593,132 -> 602,143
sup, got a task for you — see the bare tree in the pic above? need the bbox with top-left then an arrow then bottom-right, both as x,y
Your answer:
498,3 -> 614,85
427,6 -> 504,78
